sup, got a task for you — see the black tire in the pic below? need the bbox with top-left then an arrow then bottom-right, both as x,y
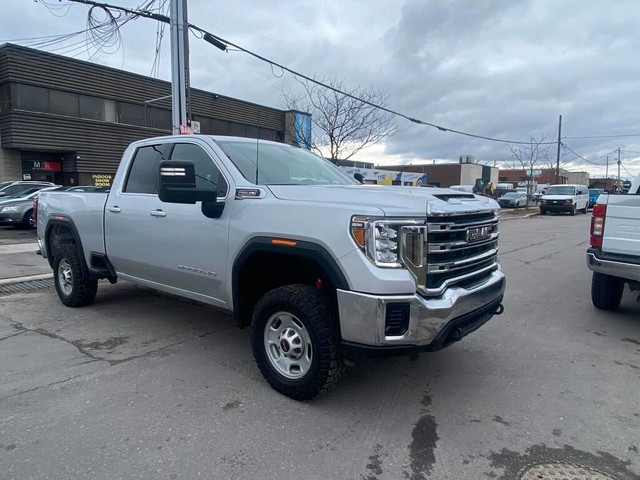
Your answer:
570,205 -> 576,216
251,284 -> 343,400
591,272 -> 625,311
22,209 -> 35,229
54,245 -> 98,307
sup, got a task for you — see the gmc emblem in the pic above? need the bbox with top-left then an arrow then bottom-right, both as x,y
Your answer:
466,226 -> 492,243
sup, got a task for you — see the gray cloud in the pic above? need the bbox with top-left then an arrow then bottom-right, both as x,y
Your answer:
3,0 -> 640,177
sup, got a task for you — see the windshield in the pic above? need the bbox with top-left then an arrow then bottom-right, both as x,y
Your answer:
502,193 -> 520,198
0,184 -> 48,196
215,140 -> 359,186
546,186 -> 576,195
2,187 -> 44,199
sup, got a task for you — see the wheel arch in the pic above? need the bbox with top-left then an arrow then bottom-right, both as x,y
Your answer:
232,237 -> 350,328
44,217 -> 90,277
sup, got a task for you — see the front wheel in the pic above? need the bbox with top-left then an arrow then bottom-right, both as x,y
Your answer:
54,245 -> 98,307
23,209 -> 35,229
581,202 -> 588,214
591,272 -> 624,311
251,284 -> 343,400
570,205 -> 576,216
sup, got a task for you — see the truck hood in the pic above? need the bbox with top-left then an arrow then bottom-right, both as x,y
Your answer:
267,184 -> 499,216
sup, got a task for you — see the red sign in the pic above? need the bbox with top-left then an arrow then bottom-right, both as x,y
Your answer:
180,125 -> 194,135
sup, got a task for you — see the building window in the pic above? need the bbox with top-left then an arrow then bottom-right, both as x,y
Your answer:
212,119 -> 229,135
145,106 -> 172,131
16,84 -> 49,112
118,102 -> 146,127
0,83 -> 10,112
50,90 -> 79,117
79,95 -> 106,121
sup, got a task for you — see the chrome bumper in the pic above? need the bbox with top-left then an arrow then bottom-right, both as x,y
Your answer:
337,269 -> 506,348
587,252 -> 640,282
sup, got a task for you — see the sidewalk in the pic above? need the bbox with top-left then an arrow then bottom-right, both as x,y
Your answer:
0,241 -> 52,283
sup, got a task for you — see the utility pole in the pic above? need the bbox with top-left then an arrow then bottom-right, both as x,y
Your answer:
170,0 -> 190,134
605,156 -> 609,181
617,147 -> 621,191
555,115 -> 562,184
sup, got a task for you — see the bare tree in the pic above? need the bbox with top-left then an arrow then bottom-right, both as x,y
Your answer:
282,77 -> 397,162
508,136 -> 552,208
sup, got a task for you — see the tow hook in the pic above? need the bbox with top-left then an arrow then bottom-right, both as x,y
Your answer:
494,303 -> 505,315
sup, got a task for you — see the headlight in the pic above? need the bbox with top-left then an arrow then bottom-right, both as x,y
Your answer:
0,205 -> 20,212
541,200 -> 547,205
350,216 -> 425,268
565,200 -> 573,204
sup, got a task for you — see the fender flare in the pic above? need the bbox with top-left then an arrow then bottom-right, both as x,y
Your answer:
44,216 -> 91,278
231,237 -> 350,327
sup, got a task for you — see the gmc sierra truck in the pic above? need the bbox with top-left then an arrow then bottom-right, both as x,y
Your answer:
36,135 -> 506,400
587,175 -> 640,310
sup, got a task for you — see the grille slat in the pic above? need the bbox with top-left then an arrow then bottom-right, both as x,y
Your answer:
425,211 -> 499,292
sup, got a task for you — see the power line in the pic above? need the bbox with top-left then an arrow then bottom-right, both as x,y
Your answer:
562,144 -> 618,167
53,0 -> 558,146
563,133 -> 640,139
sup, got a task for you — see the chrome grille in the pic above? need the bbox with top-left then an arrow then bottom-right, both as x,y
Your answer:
424,211 -> 499,293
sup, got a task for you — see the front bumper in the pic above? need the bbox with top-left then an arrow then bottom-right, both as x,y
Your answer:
540,203 -> 573,212
0,212 -> 24,225
337,269 -> 506,358
586,248 -> 640,283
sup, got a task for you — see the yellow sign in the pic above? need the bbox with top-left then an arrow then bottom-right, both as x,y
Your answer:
92,174 -> 112,187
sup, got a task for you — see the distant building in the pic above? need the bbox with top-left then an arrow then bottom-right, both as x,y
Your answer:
0,44 -> 302,185
377,161 -> 498,190
332,159 -> 375,169
589,178 -> 624,192
566,171 -> 590,185
498,168 -> 567,185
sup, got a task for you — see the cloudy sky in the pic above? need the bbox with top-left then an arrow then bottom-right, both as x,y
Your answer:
3,0 -> 640,178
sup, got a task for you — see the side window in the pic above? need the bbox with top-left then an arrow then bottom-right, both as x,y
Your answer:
124,144 -> 171,194
170,143 -> 229,197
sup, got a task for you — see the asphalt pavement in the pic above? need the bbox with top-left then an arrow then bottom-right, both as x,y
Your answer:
0,214 -> 638,480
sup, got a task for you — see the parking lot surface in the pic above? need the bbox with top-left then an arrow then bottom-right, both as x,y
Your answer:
0,214 -> 638,479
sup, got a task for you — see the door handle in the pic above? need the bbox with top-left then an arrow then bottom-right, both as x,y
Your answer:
107,206 -> 121,213
149,209 -> 167,217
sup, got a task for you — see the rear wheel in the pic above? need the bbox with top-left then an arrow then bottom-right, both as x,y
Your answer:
54,245 -> 98,307
251,284 -> 343,400
591,272 -> 624,311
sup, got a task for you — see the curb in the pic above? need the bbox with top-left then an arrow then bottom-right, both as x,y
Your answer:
500,211 -> 540,221
0,273 -> 53,287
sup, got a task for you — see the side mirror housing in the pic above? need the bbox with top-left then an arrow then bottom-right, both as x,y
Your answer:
354,173 -> 364,184
158,160 -> 217,204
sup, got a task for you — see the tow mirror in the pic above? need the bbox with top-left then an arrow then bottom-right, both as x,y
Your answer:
159,160 -> 217,204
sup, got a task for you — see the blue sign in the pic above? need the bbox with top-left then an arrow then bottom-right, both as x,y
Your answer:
294,112 -> 312,149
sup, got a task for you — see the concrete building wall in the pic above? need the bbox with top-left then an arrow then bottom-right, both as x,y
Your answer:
459,164 -> 483,186
0,135 -> 21,181
566,171 -> 590,185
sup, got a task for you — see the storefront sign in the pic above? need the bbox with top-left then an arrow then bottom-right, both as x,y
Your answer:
22,160 -> 61,171
92,174 -> 113,187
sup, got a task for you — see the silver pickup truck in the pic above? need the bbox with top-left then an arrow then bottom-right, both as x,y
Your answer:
36,135 -> 506,399
587,175 -> 640,310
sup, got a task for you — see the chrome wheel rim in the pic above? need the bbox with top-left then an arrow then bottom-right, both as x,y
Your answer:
27,212 -> 35,228
264,311 -> 312,380
58,258 -> 73,296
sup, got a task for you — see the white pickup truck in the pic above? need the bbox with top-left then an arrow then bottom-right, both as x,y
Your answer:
36,135 -> 506,399
587,176 -> 640,310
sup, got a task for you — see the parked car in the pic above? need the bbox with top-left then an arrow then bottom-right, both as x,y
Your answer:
498,191 -> 527,208
0,186 -> 61,228
0,181 -> 56,198
540,184 -> 589,215
588,188 -> 603,208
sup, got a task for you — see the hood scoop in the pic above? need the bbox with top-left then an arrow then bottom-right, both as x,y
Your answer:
432,194 -> 475,202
